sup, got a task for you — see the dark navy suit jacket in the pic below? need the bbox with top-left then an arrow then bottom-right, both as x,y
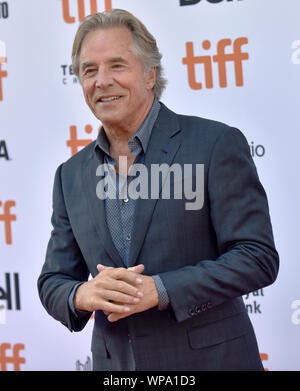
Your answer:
38,103 -> 279,370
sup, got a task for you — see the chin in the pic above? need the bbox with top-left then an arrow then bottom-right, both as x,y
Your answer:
97,114 -> 122,127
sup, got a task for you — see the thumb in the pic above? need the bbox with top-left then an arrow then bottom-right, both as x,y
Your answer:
97,264 -> 110,273
128,264 -> 145,274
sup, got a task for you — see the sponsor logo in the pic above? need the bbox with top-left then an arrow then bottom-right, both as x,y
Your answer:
0,273 -> 21,311
76,356 -> 92,370
0,2 -> 9,19
0,140 -> 11,160
291,300 -> 300,325
0,343 -> 25,371
62,0 -> 112,24
61,64 -> 78,85
291,40 -> 300,65
180,0 -> 243,5
244,288 -> 264,314
182,37 -> 249,90
0,201 -> 16,245
249,142 -> 265,158
0,40 -> 7,101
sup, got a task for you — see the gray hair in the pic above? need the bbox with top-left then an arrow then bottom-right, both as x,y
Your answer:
72,9 -> 167,100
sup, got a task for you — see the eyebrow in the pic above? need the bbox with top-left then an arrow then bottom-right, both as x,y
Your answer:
80,57 -> 128,72
107,57 -> 127,64
80,61 -> 97,72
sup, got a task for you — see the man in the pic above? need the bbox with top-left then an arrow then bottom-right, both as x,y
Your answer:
38,9 -> 279,371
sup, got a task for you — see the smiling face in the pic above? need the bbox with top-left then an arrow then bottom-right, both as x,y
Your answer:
79,27 -> 156,133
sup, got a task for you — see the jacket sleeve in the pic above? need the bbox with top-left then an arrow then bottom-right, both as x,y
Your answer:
37,164 -> 92,332
158,127 -> 279,323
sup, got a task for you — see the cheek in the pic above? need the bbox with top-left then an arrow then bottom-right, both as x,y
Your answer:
83,85 -> 93,104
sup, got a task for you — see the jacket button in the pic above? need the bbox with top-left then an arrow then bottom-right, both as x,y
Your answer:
188,308 -> 195,316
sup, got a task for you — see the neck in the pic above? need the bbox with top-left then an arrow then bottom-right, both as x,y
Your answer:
102,97 -> 154,150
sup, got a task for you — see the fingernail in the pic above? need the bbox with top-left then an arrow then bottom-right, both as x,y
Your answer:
133,297 -> 140,303
137,291 -> 143,298
136,278 -> 142,284
124,306 -> 130,312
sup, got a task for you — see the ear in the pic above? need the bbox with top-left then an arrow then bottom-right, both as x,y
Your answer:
146,66 -> 156,91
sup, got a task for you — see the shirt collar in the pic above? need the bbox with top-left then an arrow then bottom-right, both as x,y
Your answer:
95,99 -> 161,158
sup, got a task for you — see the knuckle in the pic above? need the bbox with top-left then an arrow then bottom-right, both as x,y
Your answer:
116,280 -> 125,291
115,268 -> 125,278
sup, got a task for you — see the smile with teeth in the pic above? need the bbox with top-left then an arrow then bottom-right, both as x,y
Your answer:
99,96 -> 121,102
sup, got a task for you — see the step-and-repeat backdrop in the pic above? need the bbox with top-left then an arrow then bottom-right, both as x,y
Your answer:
1,0 -> 299,371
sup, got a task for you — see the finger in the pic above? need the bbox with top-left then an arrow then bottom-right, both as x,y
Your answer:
108,268 -> 143,286
128,264 -> 145,274
102,301 -> 131,314
97,264 -> 145,284
97,264 -> 111,273
101,289 -> 141,304
97,265 -> 143,285
107,312 -> 128,323
103,279 -> 144,298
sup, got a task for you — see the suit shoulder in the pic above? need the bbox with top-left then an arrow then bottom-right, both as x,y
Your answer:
62,140 -> 96,170
160,103 -> 246,145
176,113 -> 246,147
178,113 -> 231,135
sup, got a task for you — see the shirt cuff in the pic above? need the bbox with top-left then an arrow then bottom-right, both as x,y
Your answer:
68,282 -> 91,319
152,275 -> 170,311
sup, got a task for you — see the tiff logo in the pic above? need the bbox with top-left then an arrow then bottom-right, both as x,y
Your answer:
183,38 -> 249,90
260,353 -> 269,371
0,40 -> 7,101
0,343 -> 25,371
0,201 -> 16,245
62,0 -> 112,23
67,124 -> 99,156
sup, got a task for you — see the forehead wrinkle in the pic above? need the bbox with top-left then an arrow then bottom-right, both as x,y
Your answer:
107,57 -> 127,63
80,56 -> 130,71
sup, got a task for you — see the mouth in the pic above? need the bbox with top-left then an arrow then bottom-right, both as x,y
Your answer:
96,95 -> 123,103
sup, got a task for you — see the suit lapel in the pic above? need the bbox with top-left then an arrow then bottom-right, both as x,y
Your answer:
127,104 -> 182,267
81,148 -> 124,267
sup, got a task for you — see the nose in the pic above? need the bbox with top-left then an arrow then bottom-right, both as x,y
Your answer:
95,67 -> 113,89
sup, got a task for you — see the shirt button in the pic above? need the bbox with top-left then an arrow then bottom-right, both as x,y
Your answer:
123,198 -> 129,203
126,234 -> 131,241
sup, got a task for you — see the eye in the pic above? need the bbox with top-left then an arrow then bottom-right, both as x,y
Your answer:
112,63 -> 124,70
84,68 -> 96,76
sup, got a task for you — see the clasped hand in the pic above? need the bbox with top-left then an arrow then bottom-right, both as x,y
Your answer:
73,264 -> 159,322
